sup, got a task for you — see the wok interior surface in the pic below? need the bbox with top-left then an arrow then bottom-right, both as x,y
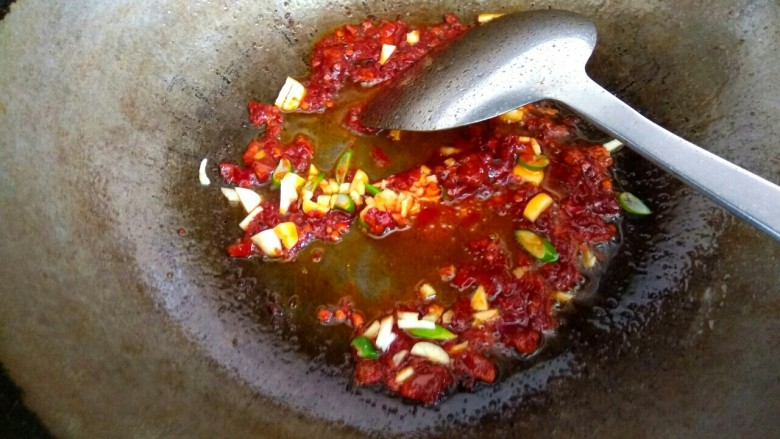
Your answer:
0,0 -> 778,437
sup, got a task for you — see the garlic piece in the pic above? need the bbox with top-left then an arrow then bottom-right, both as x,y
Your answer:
221,187 -> 240,205
234,187 -> 262,213
250,229 -> 282,257
199,158 -> 211,186
478,13 -> 505,23
274,77 -> 306,112
410,342 -> 450,366
379,44 -> 396,65
406,30 -> 420,45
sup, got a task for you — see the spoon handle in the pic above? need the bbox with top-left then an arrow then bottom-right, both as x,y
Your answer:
556,76 -> 780,241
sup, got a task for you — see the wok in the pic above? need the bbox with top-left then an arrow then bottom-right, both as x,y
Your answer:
0,0 -> 778,437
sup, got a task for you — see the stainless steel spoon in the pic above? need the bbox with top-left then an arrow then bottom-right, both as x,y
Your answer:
360,10 -> 780,241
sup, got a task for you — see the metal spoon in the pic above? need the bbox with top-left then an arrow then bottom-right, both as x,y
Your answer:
360,10 -> 780,240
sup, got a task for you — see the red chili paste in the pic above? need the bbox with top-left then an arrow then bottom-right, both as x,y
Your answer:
218,14 -> 621,405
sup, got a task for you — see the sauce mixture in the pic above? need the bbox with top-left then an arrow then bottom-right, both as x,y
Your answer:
216,14 -> 628,405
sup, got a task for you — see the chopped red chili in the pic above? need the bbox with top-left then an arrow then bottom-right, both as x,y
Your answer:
300,14 -> 469,112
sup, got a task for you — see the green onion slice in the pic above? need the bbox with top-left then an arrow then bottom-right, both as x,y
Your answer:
271,158 -> 293,188
332,193 -> 356,214
351,336 -> 379,359
515,230 -> 559,263
364,182 -> 381,196
298,172 -> 326,208
334,149 -> 353,185
618,192 -> 652,215
302,171 -> 326,194
406,324 -> 457,341
517,154 -> 550,171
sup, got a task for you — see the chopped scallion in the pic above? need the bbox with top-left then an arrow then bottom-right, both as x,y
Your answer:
364,182 -> 381,196
517,154 -> 550,171
331,193 -> 356,214
351,336 -> 379,359
406,324 -> 457,341
271,158 -> 293,188
618,192 -> 652,215
334,149 -> 353,185
515,230 -> 558,263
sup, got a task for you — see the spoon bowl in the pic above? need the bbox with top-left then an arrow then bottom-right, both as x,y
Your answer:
361,10 -> 596,129
360,10 -> 780,240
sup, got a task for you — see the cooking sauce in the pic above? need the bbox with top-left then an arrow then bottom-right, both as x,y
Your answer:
216,14 -> 622,405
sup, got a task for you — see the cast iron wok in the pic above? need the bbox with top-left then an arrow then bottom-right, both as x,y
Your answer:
0,0 -> 777,438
